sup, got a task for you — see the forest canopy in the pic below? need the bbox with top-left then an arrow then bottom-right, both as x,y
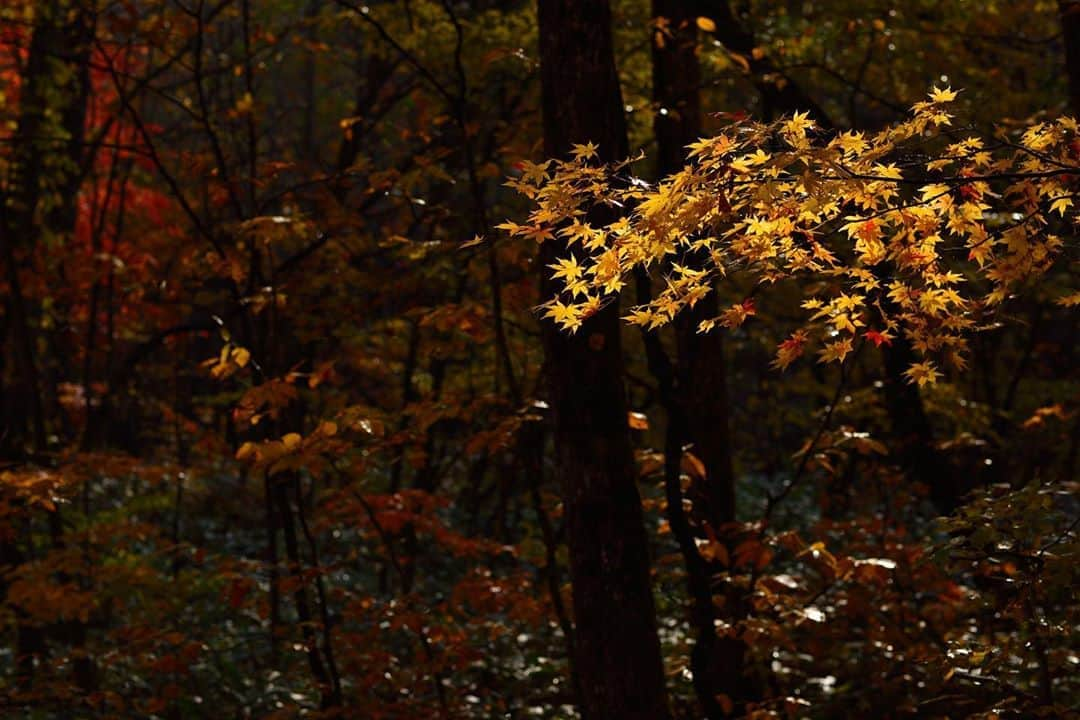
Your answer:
0,1 -> 1077,719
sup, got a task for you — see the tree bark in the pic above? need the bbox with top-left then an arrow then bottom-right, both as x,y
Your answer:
693,0 -> 831,122
652,0 -> 736,540
1061,1 -> 1080,115
0,0 -> 95,691
651,5 -> 744,715
537,2 -> 671,718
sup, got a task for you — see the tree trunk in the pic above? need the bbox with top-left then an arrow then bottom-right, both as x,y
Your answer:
537,2 -> 671,718
651,5 -> 745,715
1061,1 -> 1080,115
652,0 -> 736,541
693,0 -> 831,122
0,0 -> 95,691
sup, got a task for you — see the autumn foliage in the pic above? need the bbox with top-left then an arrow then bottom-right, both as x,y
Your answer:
0,1 -> 1077,719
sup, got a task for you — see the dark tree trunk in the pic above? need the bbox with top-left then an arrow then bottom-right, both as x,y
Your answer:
652,2 -> 702,176
880,334 -> 958,511
2,0 -> 93,454
652,0 -> 736,539
1061,1 -> 1080,115
537,2 -> 671,718
651,5 -> 745,716
0,1 -> 95,692
693,0 -> 831,122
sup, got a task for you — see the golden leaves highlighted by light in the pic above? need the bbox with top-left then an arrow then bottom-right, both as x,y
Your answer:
505,91 -> 1075,379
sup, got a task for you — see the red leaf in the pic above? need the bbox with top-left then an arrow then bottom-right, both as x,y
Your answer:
864,329 -> 893,347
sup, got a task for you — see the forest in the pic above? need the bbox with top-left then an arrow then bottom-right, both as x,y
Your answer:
0,0 -> 1078,718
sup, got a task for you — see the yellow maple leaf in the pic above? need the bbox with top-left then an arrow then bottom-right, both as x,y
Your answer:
544,301 -> 582,332
818,337 -> 853,364
549,255 -> 584,282
719,300 -> 755,329
782,111 -> 815,137
904,360 -> 940,387
772,330 -> 808,371
570,142 -> 599,161
834,131 -> 867,155
1050,196 -> 1073,217
928,86 -> 958,103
